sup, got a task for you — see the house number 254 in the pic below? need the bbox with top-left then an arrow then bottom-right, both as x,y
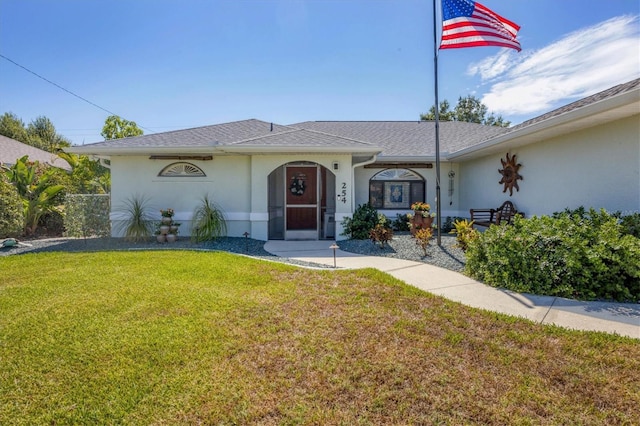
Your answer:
337,182 -> 347,204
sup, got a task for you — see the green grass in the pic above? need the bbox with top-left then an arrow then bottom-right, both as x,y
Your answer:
1,251 -> 639,425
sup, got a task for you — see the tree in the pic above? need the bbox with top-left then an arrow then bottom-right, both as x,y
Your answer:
0,112 -> 71,152
101,115 -> 143,140
420,95 -> 510,127
27,116 -> 71,151
0,112 -> 29,142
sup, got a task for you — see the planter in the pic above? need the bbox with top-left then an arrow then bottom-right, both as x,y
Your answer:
166,233 -> 177,243
170,225 -> 179,233
160,225 -> 170,235
161,216 -> 173,225
156,234 -> 166,243
410,212 -> 434,236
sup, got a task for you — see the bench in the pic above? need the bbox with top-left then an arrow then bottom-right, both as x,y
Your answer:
470,201 -> 522,229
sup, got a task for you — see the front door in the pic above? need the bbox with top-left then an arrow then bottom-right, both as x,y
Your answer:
285,165 -> 318,240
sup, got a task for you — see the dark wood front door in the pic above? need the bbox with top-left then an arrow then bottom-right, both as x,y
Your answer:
285,165 -> 318,239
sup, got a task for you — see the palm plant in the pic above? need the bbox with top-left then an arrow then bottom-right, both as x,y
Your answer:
5,156 -> 64,235
191,195 -> 227,242
114,195 -> 154,242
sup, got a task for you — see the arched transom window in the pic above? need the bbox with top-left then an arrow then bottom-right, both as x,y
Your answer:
369,168 -> 425,209
158,162 -> 206,177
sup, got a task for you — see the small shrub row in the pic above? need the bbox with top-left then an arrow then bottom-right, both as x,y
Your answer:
64,194 -> 111,238
465,209 -> 640,302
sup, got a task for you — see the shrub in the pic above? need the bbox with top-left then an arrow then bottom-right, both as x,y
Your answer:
619,212 -> 640,238
341,203 -> 380,239
449,219 -> 478,251
64,194 -> 110,238
414,227 -> 433,257
0,178 -> 23,238
465,213 -> 640,302
392,213 -> 411,232
369,224 -> 393,248
191,195 -> 227,242
442,216 -> 466,233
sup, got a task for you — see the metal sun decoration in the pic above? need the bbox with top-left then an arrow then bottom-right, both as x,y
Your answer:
498,153 -> 523,196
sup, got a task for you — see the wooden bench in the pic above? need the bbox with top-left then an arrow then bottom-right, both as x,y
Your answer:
470,201 -> 522,229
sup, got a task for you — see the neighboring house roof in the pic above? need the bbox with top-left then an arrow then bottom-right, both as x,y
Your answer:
0,134 -> 71,171
67,79 -> 639,162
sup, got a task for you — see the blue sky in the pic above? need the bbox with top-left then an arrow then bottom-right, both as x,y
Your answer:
1,0 -> 638,146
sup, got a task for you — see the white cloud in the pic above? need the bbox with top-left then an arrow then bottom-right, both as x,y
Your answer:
468,15 -> 640,118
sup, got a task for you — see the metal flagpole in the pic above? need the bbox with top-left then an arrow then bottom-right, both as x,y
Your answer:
432,0 -> 442,246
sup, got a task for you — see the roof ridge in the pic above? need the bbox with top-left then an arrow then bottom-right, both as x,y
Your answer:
229,127 -> 376,146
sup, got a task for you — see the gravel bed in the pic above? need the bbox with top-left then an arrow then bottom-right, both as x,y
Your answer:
0,233 -> 466,272
337,232 -> 466,272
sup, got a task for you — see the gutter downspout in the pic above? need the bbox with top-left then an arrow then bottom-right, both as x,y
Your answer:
351,154 -> 378,212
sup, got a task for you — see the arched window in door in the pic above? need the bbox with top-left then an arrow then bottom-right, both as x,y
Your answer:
369,169 -> 425,209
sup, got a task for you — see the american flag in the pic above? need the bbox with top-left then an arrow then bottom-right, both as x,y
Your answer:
440,0 -> 521,51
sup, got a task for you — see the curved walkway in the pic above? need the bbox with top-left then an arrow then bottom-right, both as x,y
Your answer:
264,241 -> 640,339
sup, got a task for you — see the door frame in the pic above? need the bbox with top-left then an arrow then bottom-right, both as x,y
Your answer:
284,164 -> 320,240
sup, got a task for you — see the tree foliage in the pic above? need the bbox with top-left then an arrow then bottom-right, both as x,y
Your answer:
0,112 -> 71,151
101,115 -> 144,140
3,156 -> 64,235
56,151 -> 110,194
0,176 -> 23,238
420,95 -> 510,127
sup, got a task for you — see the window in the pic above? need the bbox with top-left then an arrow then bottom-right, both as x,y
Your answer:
158,162 -> 206,177
369,169 -> 425,209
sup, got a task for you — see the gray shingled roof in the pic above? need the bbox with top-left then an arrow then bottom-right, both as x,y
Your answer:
511,78 -> 640,131
70,79 -> 638,158
79,119 -> 296,148
0,135 -> 71,170
290,120 -> 509,157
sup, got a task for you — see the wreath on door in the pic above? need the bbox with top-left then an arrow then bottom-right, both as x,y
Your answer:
290,174 -> 306,196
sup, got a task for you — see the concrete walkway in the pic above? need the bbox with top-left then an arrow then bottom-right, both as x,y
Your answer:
264,241 -> 640,339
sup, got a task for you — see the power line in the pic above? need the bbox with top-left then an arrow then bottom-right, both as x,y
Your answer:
0,53 -> 152,133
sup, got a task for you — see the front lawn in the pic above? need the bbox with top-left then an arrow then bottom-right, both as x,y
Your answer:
1,251 -> 638,424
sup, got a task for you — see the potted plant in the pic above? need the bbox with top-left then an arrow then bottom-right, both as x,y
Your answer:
410,202 -> 435,236
160,208 -> 174,225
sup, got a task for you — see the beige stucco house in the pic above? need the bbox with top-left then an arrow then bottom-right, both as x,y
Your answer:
68,79 -> 639,241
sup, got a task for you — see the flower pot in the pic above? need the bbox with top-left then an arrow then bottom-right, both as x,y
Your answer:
160,225 -> 170,235
156,234 -> 166,243
166,233 -> 177,243
170,225 -> 179,233
161,216 -> 173,225
411,213 -> 433,236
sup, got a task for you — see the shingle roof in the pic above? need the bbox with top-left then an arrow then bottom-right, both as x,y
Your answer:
290,120 -> 509,157
80,119 -> 296,149
70,79 -> 638,158
511,78 -> 640,130
0,135 -> 71,170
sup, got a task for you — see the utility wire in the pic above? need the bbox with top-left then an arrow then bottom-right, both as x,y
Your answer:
0,53 -> 152,133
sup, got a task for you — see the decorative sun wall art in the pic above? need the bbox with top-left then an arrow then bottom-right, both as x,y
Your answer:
498,153 -> 523,196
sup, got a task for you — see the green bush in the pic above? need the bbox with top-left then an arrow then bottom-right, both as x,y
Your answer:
392,214 -> 411,232
64,194 -> 110,238
465,212 -> 640,302
341,203 -> 380,239
0,178 -> 23,238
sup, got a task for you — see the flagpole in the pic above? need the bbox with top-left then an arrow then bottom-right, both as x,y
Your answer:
432,0 -> 442,246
